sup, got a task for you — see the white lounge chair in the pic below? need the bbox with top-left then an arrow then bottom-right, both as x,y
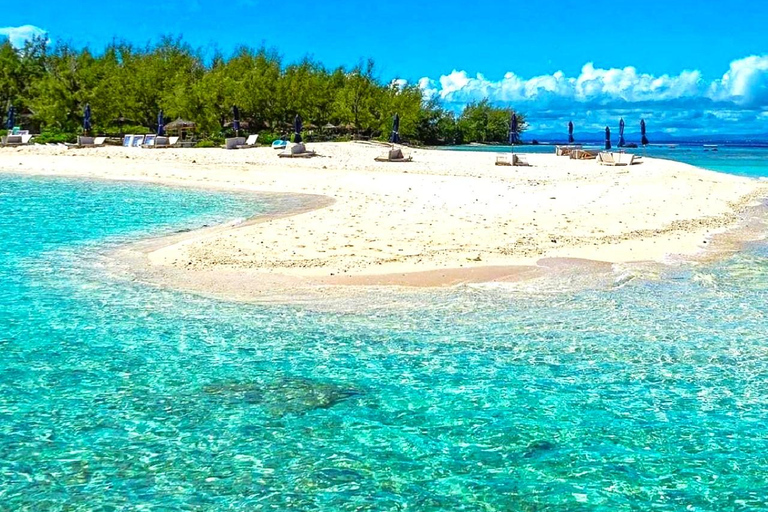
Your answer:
374,147 -> 411,162
556,145 -> 581,156
73,136 -> 106,148
236,134 -> 259,149
495,153 -> 530,167
225,136 -> 246,149
2,134 -> 26,146
597,152 -> 636,166
278,142 -> 317,158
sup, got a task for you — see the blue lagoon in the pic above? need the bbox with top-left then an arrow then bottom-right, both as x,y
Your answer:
1,156 -> 768,510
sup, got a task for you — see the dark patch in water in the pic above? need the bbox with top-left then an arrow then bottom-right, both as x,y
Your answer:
522,440 -> 557,458
203,377 -> 362,417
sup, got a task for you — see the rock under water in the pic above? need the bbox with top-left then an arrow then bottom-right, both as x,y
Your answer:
202,377 -> 362,417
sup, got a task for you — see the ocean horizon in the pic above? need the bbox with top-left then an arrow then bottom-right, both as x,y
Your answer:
2,149 -> 768,510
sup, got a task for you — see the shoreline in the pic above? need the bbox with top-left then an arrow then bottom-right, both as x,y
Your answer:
2,142 -> 767,301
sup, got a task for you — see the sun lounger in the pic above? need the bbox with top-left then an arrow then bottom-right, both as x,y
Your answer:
2,134 -> 26,146
495,153 -> 530,166
597,152 -> 615,165
570,149 -> 597,160
236,134 -> 259,149
512,154 -> 530,166
597,152 -> 637,166
374,147 -> 412,162
72,136 -> 106,148
278,143 -> 317,158
556,145 -> 581,156
225,136 -> 246,149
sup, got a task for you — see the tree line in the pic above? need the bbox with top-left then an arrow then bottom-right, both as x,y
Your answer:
0,36 -> 526,145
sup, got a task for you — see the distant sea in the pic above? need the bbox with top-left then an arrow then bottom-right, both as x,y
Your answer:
1,147 -> 768,510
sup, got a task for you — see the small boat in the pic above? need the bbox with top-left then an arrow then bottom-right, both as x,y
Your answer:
272,140 -> 287,150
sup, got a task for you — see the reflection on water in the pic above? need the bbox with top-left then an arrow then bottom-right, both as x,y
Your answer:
1,174 -> 768,510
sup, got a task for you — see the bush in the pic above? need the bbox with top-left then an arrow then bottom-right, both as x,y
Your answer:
102,125 -> 151,135
258,131 -> 281,145
34,129 -> 77,144
194,140 -> 217,148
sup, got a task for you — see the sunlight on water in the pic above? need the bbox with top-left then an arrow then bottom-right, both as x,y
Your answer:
1,173 -> 768,510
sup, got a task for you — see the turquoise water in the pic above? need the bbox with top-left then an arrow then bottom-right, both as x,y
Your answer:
2,170 -> 768,510
444,144 -> 768,178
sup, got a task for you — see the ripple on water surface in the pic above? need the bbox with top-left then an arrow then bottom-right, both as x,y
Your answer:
1,173 -> 768,510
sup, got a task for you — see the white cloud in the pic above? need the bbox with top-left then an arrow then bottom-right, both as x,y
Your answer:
0,25 -> 47,48
708,55 -> 768,107
401,55 -> 768,135
414,63 -> 709,108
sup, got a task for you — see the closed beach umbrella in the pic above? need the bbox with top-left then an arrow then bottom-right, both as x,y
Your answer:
605,126 -> 611,150
509,112 -> 519,145
6,104 -> 14,130
390,113 -> 401,144
232,105 -> 240,134
83,103 -> 92,133
293,114 -> 303,144
568,121 -> 574,144
641,119 -> 649,146
619,118 -> 626,147
157,110 -> 164,136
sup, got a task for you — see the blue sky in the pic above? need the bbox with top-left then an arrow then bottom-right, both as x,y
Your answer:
3,0 -> 768,137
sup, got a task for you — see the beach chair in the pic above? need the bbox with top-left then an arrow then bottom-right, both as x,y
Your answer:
278,143 -> 317,158
374,147 -> 412,162
152,136 -> 170,148
495,154 -> 512,166
512,154 -> 531,166
597,152 -> 616,166
570,149 -> 597,160
142,135 -> 158,148
1,134 -> 25,146
236,134 -> 258,149
225,136 -> 246,149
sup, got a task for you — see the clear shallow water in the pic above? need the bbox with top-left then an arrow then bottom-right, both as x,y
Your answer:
444,144 -> 768,178
2,173 -> 768,510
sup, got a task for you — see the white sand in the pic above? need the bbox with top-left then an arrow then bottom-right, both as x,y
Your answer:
2,142 -> 766,292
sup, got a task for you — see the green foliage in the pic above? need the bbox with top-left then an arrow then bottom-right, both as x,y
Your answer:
0,35 -> 526,146
194,140 -> 217,148
456,99 -> 527,144
32,128 -> 77,144
103,124 -> 151,135
257,131 -> 280,145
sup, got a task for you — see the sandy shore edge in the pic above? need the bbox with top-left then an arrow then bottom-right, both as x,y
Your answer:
2,142 -> 767,301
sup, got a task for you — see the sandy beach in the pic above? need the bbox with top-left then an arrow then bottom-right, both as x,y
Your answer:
2,142 -> 766,296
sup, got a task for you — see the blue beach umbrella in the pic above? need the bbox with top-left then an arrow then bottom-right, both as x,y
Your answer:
509,112 -> 519,145
568,121 -> 574,144
6,104 -> 14,130
157,110 -> 165,136
232,105 -> 240,135
641,119 -> 649,146
293,114 -> 303,144
83,103 -> 92,133
619,118 -> 626,147
605,126 -> 611,150
389,113 -> 401,144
